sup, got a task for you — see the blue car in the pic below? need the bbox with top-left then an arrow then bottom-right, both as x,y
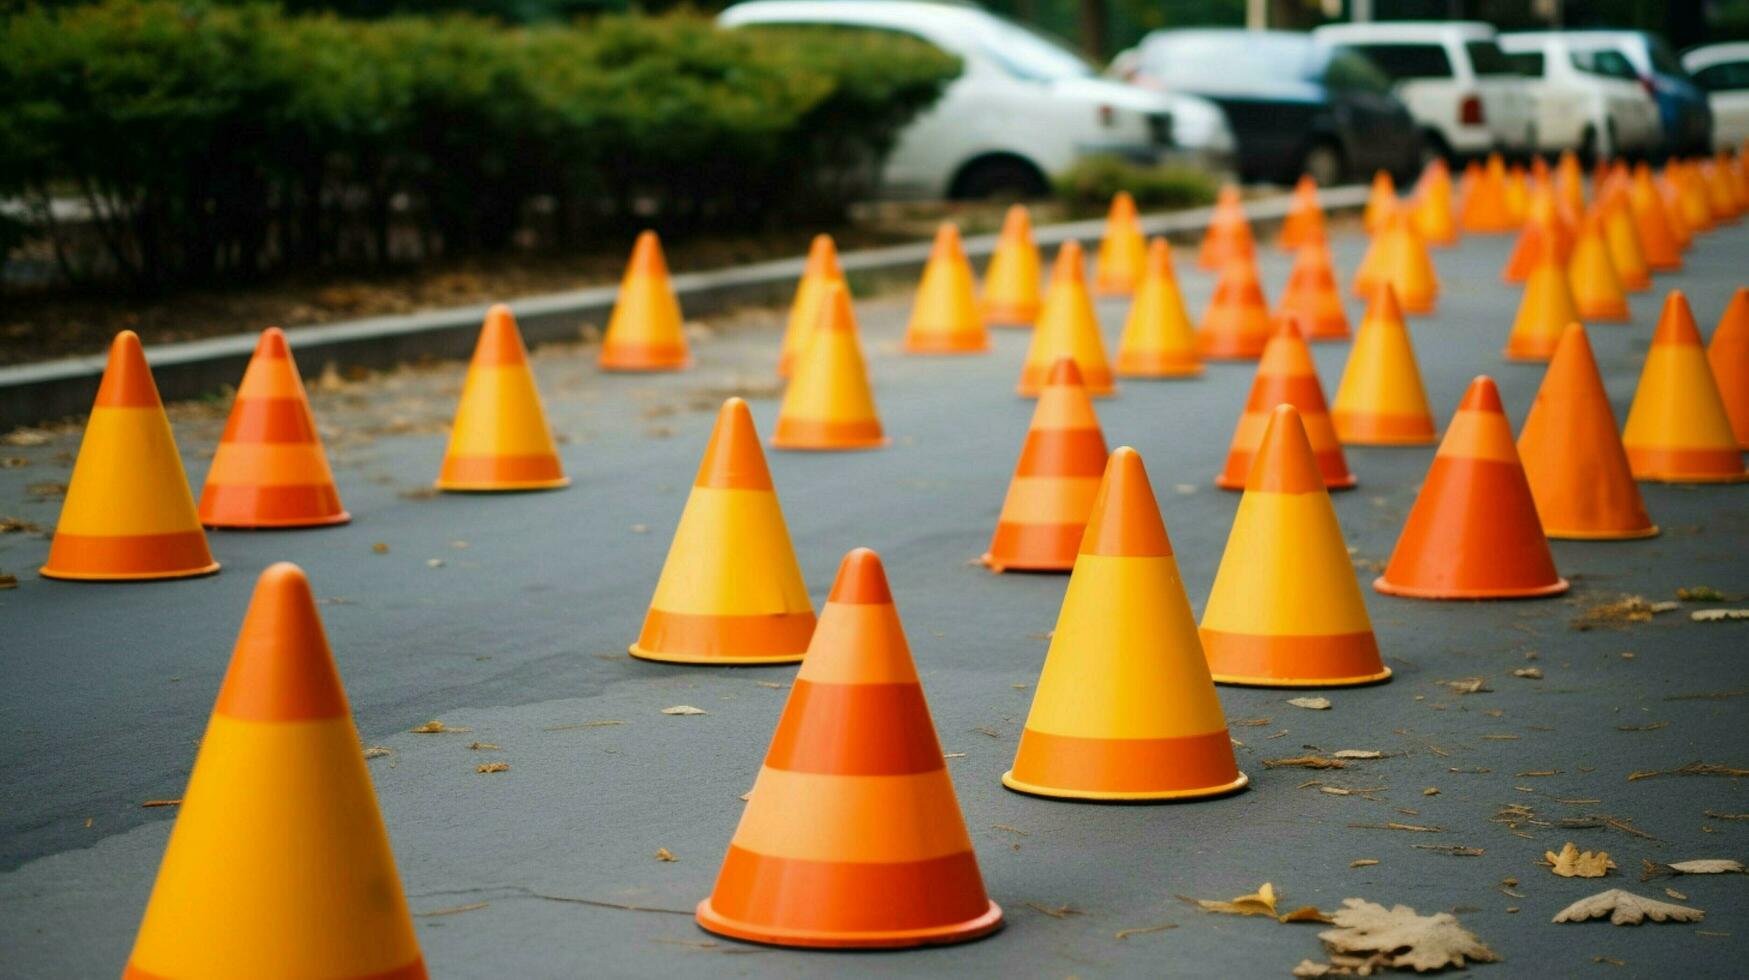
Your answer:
1564,31 -> 1713,156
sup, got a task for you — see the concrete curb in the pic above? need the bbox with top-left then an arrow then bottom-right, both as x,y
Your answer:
0,185 -> 1368,429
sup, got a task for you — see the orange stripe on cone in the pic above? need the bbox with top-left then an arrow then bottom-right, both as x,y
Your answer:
1116,237 -> 1202,376
983,359 -> 1108,572
1518,324 -> 1658,540
1094,191 -> 1147,295
41,331 -> 218,581
1274,242 -> 1350,341
778,234 -> 845,377
1622,291 -> 1748,483
437,305 -> 568,491
1217,319 -> 1354,490
1017,241 -> 1115,395
982,205 -> 1041,327
1331,285 -> 1438,446
1197,185 -> 1255,271
903,223 -> 989,354
599,230 -> 689,371
696,549 -> 1002,948
1708,287 -> 1749,450
1276,175 -> 1326,250
1196,250 -> 1272,360
773,285 -> 887,450
200,328 -> 348,528
1375,377 -> 1568,599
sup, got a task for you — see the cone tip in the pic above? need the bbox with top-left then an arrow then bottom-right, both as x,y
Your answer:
1080,447 -> 1173,558
1002,204 -> 1032,237
1458,375 -> 1505,414
933,221 -> 963,254
214,562 -> 349,723
828,548 -> 892,605
697,398 -> 771,490
1249,405 -> 1325,494
629,230 -> 668,275
94,330 -> 159,408
818,282 -> 857,333
1653,290 -> 1701,346
1052,240 -> 1085,281
1272,315 -> 1304,341
1045,356 -> 1085,388
256,326 -> 290,359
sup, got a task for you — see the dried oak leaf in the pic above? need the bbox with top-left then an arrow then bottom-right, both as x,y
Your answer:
1317,899 -> 1498,972
476,762 -> 510,774
1640,858 -> 1745,880
655,847 -> 677,862
1183,882 -> 1280,918
661,705 -> 708,716
1551,889 -> 1704,925
409,720 -> 470,734
1544,842 -> 1615,878
1288,697 -> 1332,710
1691,608 -> 1749,622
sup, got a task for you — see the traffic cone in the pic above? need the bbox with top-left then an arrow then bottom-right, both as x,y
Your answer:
436,305 -> 568,491
1363,171 -> 1397,232
1374,377 -> 1568,599
1411,159 -> 1458,246
983,359 -> 1108,572
1567,212 -> 1630,322
1274,241 -> 1350,341
1197,185 -> 1255,271
1669,163 -> 1714,232
1502,186 -> 1574,282
1598,188 -> 1651,292
631,399 -> 815,664
40,332 -> 218,581
123,563 -> 425,980
1457,159 -> 1480,211
1018,241 -> 1114,395
695,548 -> 1003,948
1116,238 -> 1202,377
1094,191 -> 1147,295
1460,154 -> 1515,232
1003,447 -> 1248,801
1216,318 -> 1354,490
1629,165 -> 1683,271
1518,324 -> 1657,540
903,223 -> 988,354
599,230 -> 689,371
1331,285 -> 1438,446
1555,150 -> 1587,218
1202,406 -> 1390,687
983,205 -> 1041,327
773,285 -> 886,450
1196,251 -> 1272,360
1703,158 -> 1742,221
1355,210 -> 1437,314
1504,163 -> 1530,223
1662,171 -> 1696,249
1708,287 -> 1749,449
1504,232 -> 1581,362
778,234 -> 845,377
1622,291 -> 1748,483
198,328 -> 347,529
1277,175 -> 1327,250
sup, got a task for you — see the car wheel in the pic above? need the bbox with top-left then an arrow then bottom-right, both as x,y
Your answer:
1578,126 -> 1599,166
1418,130 -> 1450,166
950,156 -> 1049,201
1301,141 -> 1344,187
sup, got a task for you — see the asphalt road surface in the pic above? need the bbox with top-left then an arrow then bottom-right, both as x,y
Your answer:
2,219 -> 1746,978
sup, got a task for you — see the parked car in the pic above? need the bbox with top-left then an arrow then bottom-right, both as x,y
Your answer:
1312,21 -> 1537,161
718,1 -> 1236,199
1109,29 -> 1421,185
1683,42 -> 1749,150
1499,32 -> 1662,161
1562,31 -> 1711,155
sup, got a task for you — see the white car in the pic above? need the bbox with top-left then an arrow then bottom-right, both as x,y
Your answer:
1312,21 -> 1537,160
1684,42 -> 1749,150
1500,32 -> 1661,160
718,1 -> 1235,199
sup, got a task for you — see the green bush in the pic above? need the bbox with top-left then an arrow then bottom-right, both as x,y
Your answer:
1053,156 -> 1219,214
0,1 -> 959,289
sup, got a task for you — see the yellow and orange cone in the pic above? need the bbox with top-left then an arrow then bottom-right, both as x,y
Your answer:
123,562 -> 425,980
1460,154 -> 1516,232
1363,171 -> 1397,232
1018,241 -> 1114,396
41,332 -> 218,581
1277,175 -> 1327,250
1567,212 -> 1630,322
1004,447 -> 1248,801
1622,291 -> 1748,483
1202,405 -> 1390,687
1217,317 -> 1354,490
904,223 -> 988,354
983,359 -> 1108,573
1411,159 -> 1459,247
1331,285 -> 1438,446
1116,238 -> 1202,377
631,399 -> 816,664
1354,210 -> 1438,313
436,305 -> 568,491
778,234 -> 846,377
1629,165 -> 1683,271
1597,188 -> 1651,292
1094,191 -> 1147,294
773,284 -> 886,450
600,230 -> 689,371
1196,251 -> 1272,360
982,205 -> 1041,327
1198,185 -> 1256,271
1504,232 -> 1581,362
1275,241 -> 1350,341
1707,287 -> 1749,449
695,548 -> 1003,948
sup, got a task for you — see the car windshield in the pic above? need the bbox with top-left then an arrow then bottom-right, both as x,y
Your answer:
1645,36 -> 1688,77
1466,40 -> 1518,75
1353,43 -> 1454,80
977,18 -> 1094,81
1506,50 -> 1544,76
1139,33 -> 1313,87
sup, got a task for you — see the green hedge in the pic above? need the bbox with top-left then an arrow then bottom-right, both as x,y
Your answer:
1053,156 -> 1218,213
0,1 -> 959,289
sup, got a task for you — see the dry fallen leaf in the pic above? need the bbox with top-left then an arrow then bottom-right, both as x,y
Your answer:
371,542 -> 390,554
1691,608 -> 1749,622
363,746 -> 392,760
0,573 -> 17,590
1552,889 -> 1704,925
1640,858 -> 1746,880
660,705 -> 708,716
1676,586 -> 1730,601
1264,756 -> 1349,770
655,847 -> 677,862
1544,842 -> 1616,878
1512,667 -> 1543,680
1316,899 -> 1499,972
1438,677 -> 1490,695
476,762 -> 510,774
467,742 -> 501,751
1350,859 -> 1379,869
1333,750 -> 1384,760
1184,882 -> 1279,918
409,720 -> 471,734
1288,697 -> 1332,710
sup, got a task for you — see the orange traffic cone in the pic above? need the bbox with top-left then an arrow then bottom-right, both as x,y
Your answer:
983,359 -> 1108,572
631,399 -> 815,664
599,230 -> 689,371
1567,212 -> 1630,321
1018,241 -> 1114,395
1503,185 -> 1575,282
1597,188 -> 1651,292
1504,232 -> 1581,362
1554,150 -> 1587,219
1374,377 -> 1568,599
904,223 -> 988,354
1354,210 -> 1437,313
1629,165 -> 1683,271
696,548 -> 1003,948
1457,159 -> 1480,212
436,305 -> 568,491
1704,158 -> 1742,221
1411,159 -> 1459,246
198,328 -> 347,529
1622,291 -> 1748,483
778,234 -> 845,377
1275,241 -> 1350,341
1094,191 -> 1147,294
1518,324 -> 1657,540
1668,163 -> 1714,233
40,332 -> 218,581
1331,285 -> 1438,446
773,285 -> 886,450
1277,175 -> 1327,250
1504,163 -> 1531,223
1708,287 -> 1749,449
1460,154 -> 1515,232
123,563 -> 425,980
983,205 -> 1041,327
1363,171 -> 1397,232
1196,251 -> 1272,359
1202,405 -> 1390,687
1198,185 -> 1256,271
1116,238 -> 1202,377
1217,318 -> 1354,490
1004,447 -> 1248,801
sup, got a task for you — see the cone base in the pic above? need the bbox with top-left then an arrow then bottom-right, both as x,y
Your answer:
1000,769 -> 1249,803
1215,472 -> 1356,491
983,301 -> 1039,327
902,340 -> 992,355
600,362 -> 691,373
436,477 -> 571,492
770,436 -> 889,452
695,898 -> 1003,950
1502,346 -> 1557,363
1545,524 -> 1660,541
39,561 -> 220,582
1333,417 -> 1439,446
1576,305 -> 1631,322
978,551 -> 1074,574
1212,666 -> 1393,688
1634,471 -> 1749,484
628,644 -> 804,666
1115,356 -> 1204,378
1373,575 -> 1569,600
204,511 -> 351,530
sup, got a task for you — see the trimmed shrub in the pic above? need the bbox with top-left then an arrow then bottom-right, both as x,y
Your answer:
1053,156 -> 1219,214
